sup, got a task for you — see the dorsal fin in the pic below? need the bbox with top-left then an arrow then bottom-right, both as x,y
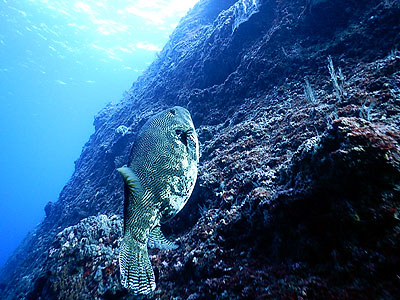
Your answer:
147,225 -> 178,250
117,166 -> 143,199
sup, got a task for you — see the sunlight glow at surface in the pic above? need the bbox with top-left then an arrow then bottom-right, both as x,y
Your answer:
1,0 -> 199,71
0,0 -> 200,268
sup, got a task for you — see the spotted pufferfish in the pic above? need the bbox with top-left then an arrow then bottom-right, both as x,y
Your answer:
117,106 -> 199,294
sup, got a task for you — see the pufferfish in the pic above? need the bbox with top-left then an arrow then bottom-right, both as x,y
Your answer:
117,106 -> 199,294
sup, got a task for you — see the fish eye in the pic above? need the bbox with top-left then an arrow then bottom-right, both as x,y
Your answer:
175,129 -> 188,146
169,109 -> 176,115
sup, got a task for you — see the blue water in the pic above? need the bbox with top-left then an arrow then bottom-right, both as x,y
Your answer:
0,0 -> 198,268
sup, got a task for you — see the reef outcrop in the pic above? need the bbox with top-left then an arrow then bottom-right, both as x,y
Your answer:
1,0 -> 399,299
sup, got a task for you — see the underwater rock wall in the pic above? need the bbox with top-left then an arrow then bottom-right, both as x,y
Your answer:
1,0 -> 400,299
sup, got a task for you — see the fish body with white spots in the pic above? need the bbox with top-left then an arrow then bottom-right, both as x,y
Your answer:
117,106 -> 199,294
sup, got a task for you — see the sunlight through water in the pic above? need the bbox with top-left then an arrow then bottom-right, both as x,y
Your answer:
0,0 -> 199,268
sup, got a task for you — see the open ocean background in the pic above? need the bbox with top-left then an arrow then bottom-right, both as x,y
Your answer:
0,0 -> 198,268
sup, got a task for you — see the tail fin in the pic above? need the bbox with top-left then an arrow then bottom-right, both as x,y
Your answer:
119,236 -> 156,294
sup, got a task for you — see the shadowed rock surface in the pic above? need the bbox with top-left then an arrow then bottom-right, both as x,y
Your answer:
1,0 -> 400,299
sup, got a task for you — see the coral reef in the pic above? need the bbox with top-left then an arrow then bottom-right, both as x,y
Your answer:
27,215 -> 123,300
0,0 -> 399,299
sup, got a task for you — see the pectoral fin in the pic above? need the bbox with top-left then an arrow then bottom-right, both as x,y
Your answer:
117,166 -> 143,199
147,226 -> 178,250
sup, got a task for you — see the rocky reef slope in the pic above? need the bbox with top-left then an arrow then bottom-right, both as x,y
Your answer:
1,0 -> 400,299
